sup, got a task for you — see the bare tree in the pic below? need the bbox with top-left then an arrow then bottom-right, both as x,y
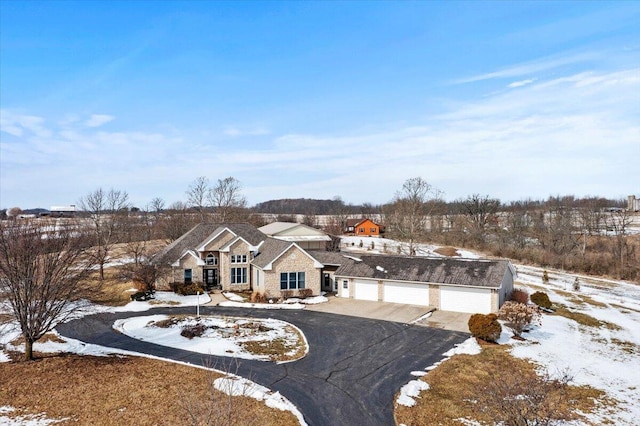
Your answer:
604,209 -> 636,279
0,220 -> 96,360
474,367 -> 576,425
78,188 -> 130,280
6,207 -> 22,220
459,194 -> 500,246
383,177 -> 442,255
159,201 -> 200,242
149,197 -> 165,214
208,177 -> 247,222
187,176 -> 211,222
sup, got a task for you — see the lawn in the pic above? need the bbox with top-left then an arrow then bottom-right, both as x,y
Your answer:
0,353 -> 299,426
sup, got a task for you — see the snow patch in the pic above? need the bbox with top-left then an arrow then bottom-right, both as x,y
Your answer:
219,301 -> 305,310
397,380 -> 430,407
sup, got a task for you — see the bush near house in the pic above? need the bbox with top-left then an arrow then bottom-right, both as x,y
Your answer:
531,291 -> 552,309
498,301 -> 541,338
468,313 -> 502,343
173,282 -> 204,296
298,288 -> 313,298
510,288 -> 529,304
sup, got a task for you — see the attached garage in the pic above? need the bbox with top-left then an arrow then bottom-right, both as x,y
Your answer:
383,281 -> 430,306
440,285 -> 492,314
354,279 -> 378,301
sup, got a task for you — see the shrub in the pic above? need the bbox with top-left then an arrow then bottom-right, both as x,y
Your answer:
542,270 -> 549,284
530,291 -> 552,309
298,288 -> 313,298
175,282 -> 204,296
498,301 -> 542,338
281,290 -> 294,299
510,288 -> 529,304
130,290 -> 154,301
468,313 -> 502,342
250,291 -> 267,303
180,324 -> 206,339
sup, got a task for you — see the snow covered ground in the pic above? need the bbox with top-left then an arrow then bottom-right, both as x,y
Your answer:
113,314 -> 308,361
2,237 -> 639,424
389,237 -> 639,424
340,235 -> 481,259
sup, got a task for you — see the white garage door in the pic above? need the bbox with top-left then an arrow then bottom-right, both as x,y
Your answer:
383,281 -> 430,306
354,279 -> 378,301
440,286 -> 492,314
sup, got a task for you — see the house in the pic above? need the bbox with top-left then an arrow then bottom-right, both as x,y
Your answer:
334,255 -> 515,314
344,218 -> 384,237
154,223 -> 265,291
154,222 -> 514,313
259,221 -> 332,250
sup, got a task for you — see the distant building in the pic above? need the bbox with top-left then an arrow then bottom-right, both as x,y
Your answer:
50,205 -> 76,218
628,196 -> 640,212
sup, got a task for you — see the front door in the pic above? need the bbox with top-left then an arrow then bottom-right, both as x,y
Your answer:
323,273 -> 332,292
204,269 -> 219,289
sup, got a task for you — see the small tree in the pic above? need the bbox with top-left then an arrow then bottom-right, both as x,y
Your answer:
542,269 -> 550,285
0,220 -> 96,360
510,288 -> 529,304
573,277 -> 581,292
498,301 -> 541,338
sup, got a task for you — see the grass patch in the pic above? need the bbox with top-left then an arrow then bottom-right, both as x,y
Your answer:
576,294 -> 609,308
0,354 -> 297,426
554,306 -> 621,331
610,303 -> 640,314
395,344 -> 610,425
434,246 -> 460,257
240,325 -> 307,362
610,338 -> 639,355
149,299 -> 181,306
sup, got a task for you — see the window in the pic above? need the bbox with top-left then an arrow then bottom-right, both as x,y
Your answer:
343,280 -> 348,289
280,272 -> 305,290
231,267 -> 247,284
231,254 -> 248,264
205,253 -> 218,266
370,227 -> 376,233
359,227 -> 365,233
184,269 -> 193,284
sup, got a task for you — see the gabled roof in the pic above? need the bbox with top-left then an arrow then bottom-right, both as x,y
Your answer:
335,255 -> 512,288
252,237 -> 323,270
153,223 -> 221,265
171,250 -> 204,267
154,223 -> 266,265
259,221 -> 331,241
306,250 -> 360,266
219,235 -> 262,252
345,218 -> 381,228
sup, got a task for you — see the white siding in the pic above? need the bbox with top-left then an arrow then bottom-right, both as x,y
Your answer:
354,279 -> 378,301
440,286 -> 492,314
383,281 -> 430,306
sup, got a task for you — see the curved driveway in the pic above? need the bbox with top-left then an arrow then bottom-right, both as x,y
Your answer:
57,306 -> 468,426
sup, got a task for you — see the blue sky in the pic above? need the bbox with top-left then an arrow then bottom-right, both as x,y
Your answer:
1,1 -> 639,209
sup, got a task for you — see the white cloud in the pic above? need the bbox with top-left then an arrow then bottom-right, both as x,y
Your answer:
507,79 -> 535,88
454,51 -> 601,84
1,63 -> 638,208
84,114 -> 115,128
223,126 -> 269,137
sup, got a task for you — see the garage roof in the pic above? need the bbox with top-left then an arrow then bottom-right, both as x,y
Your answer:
335,255 -> 511,288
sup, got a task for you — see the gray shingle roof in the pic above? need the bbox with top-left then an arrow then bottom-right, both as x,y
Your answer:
154,223 -> 266,264
335,255 -> 510,288
153,223 -> 221,265
306,250 -> 360,266
251,237 -> 294,269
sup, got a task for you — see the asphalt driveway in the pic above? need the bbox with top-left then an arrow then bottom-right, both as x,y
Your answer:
57,306 -> 468,426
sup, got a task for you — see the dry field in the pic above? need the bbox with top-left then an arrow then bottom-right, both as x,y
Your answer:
0,353 -> 298,426
394,343 -> 608,425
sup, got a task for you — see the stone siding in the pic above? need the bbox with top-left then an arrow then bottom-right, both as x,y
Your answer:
221,239 -> 251,292
262,246 -> 321,298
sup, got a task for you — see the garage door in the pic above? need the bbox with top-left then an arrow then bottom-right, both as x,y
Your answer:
383,282 -> 430,306
440,286 -> 492,314
354,279 -> 378,301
